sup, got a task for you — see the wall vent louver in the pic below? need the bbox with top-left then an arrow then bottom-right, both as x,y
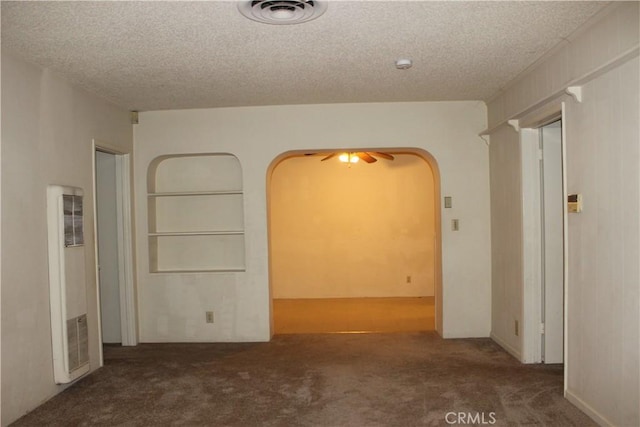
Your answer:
67,315 -> 89,372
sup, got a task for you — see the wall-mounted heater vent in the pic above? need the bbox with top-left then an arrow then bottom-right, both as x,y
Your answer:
67,314 -> 89,372
47,185 -> 90,384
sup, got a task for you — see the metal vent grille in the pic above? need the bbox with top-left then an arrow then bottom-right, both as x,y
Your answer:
238,0 -> 327,25
67,314 -> 89,372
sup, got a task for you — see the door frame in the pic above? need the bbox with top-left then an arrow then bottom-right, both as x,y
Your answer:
92,139 -> 137,362
539,118 -> 565,364
519,103 -> 568,367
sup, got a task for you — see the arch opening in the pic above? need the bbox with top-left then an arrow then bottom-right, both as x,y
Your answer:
266,148 -> 443,335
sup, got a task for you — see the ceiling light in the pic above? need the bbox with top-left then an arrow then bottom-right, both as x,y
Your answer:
395,59 -> 413,70
238,1 -> 327,25
321,152 -> 394,164
338,153 -> 359,164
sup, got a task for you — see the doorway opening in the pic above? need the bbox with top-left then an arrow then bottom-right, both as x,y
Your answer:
521,112 -> 566,365
93,142 -> 137,362
96,150 -> 122,344
267,150 -> 441,334
539,119 -> 564,364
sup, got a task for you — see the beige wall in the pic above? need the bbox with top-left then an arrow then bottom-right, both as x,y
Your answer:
486,3 -> 639,425
564,57 -> 639,426
270,153 -> 435,299
134,101 -> 491,342
488,125 -> 523,358
1,52 -> 133,426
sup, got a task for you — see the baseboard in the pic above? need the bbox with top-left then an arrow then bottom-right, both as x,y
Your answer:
565,388 -> 613,426
441,327 -> 491,339
490,332 -> 522,361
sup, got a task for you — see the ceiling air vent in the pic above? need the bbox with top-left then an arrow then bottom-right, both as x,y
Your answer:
238,1 -> 327,25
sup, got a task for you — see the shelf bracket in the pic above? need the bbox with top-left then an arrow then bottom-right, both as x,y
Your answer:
565,86 -> 583,103
507,119 -> 520,132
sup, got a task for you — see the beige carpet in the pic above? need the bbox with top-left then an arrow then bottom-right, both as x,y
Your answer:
273,297 -> 435,334
12,333 -> 595,426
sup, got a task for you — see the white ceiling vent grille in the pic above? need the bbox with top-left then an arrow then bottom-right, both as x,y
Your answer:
238,1 -> 327,25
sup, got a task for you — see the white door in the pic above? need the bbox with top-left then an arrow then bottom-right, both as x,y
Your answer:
96,150 -> 122,343
540,120 -> 564,363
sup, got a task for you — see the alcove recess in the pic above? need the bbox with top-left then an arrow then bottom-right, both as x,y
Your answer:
147,154 -> 245,273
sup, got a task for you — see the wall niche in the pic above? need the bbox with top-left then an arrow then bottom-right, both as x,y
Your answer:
147,153 -> 245,273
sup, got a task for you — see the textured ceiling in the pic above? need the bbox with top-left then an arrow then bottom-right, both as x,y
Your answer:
1,1 -> 608,111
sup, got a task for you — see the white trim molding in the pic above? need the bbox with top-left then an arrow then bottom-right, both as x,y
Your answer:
565,86 -> 583,103
507,119 -> 520,133
92,140 -> 138,358
565,389 -> 613,427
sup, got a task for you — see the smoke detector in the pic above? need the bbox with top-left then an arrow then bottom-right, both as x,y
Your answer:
238,1 -> 327,25
395,59 -> 413,70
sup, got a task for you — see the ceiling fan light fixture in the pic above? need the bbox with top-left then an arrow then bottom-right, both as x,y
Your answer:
238,1 -> 327,25
321,151 -> 393,164
339,153 -> 359,163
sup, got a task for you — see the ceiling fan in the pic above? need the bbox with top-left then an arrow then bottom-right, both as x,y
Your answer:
318,151 -> 395,164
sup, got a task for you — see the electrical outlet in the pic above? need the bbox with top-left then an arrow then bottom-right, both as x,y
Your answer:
406,275 -> 412,284
515,320 -> 519,336
206,311 -> 214,324
452,219 -> 459,231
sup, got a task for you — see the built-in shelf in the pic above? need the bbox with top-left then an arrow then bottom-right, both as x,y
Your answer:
148,231 -> 244,237
151,268 -> 246,274
147,153 -> 245,274
148,190 -> 243,197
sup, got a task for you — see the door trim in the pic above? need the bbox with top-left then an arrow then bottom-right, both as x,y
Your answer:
520,103 -> 567,365
92,140 -> 137,366
114,153 -> 137,346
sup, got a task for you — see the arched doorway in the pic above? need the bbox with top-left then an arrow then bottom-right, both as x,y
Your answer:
267,149 -> 442,334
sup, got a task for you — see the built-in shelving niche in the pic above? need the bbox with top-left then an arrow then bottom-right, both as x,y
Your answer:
147,154 -> 245,273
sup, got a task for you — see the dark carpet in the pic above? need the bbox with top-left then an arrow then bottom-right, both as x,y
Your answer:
12,333 -> 595,426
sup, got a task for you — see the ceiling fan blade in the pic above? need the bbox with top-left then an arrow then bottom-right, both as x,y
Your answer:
372,152 -> 394,161
357,152 -> 377,163
321,153 -> 338,161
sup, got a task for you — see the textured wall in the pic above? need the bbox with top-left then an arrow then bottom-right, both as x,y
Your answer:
488,125 -> 523,358
564,57 -> 639,427
485,3 -> 639,425
134,101 -> 491,342
1,52 -> 133,425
